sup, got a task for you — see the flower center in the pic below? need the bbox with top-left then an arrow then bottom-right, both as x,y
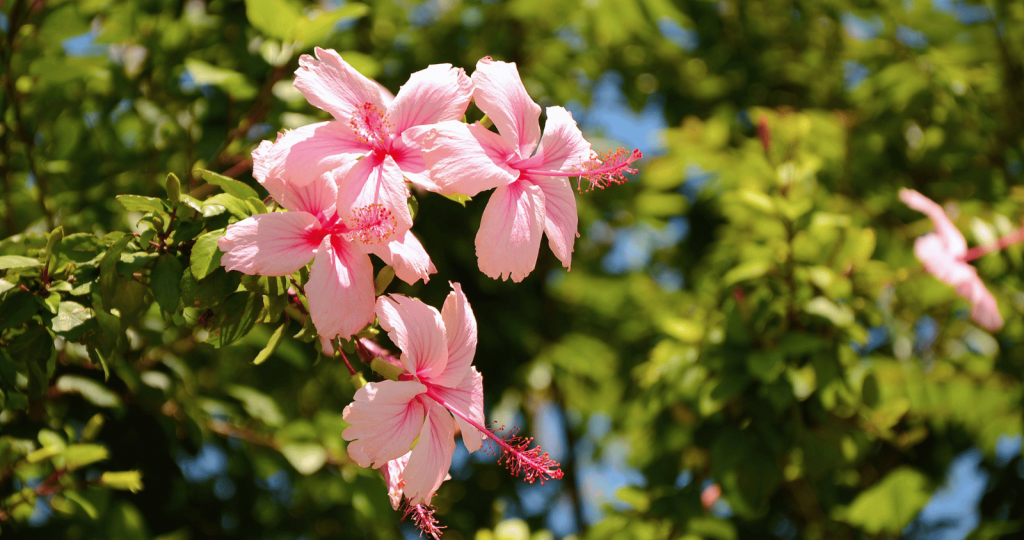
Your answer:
345,203 -> 397,245
350,102 -> 393,151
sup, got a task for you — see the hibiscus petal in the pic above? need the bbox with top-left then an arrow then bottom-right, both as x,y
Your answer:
365,230 -> 436,285
336,155 -> 413,238
388,136 -> 439,192
258,157 -> 341,221
252,121 -> 367,191
430,368 -> 485,453
382,453 -> 411,510
342,380 -> 427,468
958,278 -> 1004,332
404,121 -> 519,196
294,48 -> 385,122
475,180 -> 546,282
376,294 -> 449,380
389,63 -> 474,135
217,212 -> 321,276
900,188 -> 967,257
530,175 -> 579,270
914,235 -> 975,286
307,236 -> 376,341
429,282 -> 477,388
515,106 -> 591,173
471,57 -> 542,159
402,400 -> 456,505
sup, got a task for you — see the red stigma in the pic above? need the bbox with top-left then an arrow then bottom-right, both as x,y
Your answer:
485,425 -> 564,485
575,148 -> 642,192
346,204 -> 397,245
351,102 -> 393,149
401,501 -> 445,540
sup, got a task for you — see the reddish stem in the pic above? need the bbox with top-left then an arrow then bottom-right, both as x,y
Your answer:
963,226 -> 1024,262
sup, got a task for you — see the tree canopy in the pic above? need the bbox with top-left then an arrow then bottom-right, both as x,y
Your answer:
2,0 -> 1023,539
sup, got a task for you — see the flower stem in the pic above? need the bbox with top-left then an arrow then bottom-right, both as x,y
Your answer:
963,226 -> 1024,262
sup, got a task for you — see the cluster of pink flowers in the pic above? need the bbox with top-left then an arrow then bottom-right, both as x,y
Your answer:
900,189 -> 1004,331
217,49 -> 636,536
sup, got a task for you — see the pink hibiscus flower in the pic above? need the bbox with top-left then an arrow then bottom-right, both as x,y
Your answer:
256,48 -> 473,237
900,188 -> 1003,331
217,164 -> 436,352
342,283 -> 562,507
405,57 -> 641,282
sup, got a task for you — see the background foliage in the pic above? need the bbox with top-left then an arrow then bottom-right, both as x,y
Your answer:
2,0 -> 1024,539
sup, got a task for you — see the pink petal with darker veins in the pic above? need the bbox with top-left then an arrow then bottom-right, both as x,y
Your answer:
383,453 -> 412,510
388,63 -> 473,135
471,57 -> 541,159
475,180 -> 546,282
529,175 -> 579,270
252,122 -> 367,189
513,106 -> 591,173
218,212 -> 322,276
429,282 -> 477,388
342,380 -> 427,468
294,48 -> 385,122
402,400 -> 456,505
365,229 -> 436,285
376,295 -> 448,380
307,236 -> 376,341
429,368 -> 485,453
405,121 -> 519,196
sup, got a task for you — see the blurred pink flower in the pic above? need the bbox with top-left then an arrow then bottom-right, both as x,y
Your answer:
701,483 -> 722,511
406,57 -> 640,282
218,168 -> 435,352
900,188 -> 1003,331
343,283 -> 484,504
256,48 -> 473,238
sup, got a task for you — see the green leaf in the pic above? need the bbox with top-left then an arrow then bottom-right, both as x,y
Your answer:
165,173 -> 181,210
99,233 -> 132,312
294,3 -> 370,44
151,255 -> 183,312
45,227 -> 64,257
0,255 -> 42,270
244,0 -> 302,41
60,444 -> 110,470
253,323 -> 286,365
441,193 -> 472,206
226,384 -> 285,426
835,467 -> 931,534
204,292 -> 264,347
373,266 -> 395,295
746,349 -> 785,382
0,278 -> 14,294
190,229 -> 225,280
194,168 -> 261,200
804,297 -> 854,326
100,471 -> 144,493
183,59 -> 258,100
64,491 -> 99,519
52,301 -> 94,334
54,233 -> 105,263
0,289 -> 40,330
722,260 -> 772,286
280,443 -> 328,475
55,375 -> 122,408
116,194 -> 167,215
202,193 -> 252,219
